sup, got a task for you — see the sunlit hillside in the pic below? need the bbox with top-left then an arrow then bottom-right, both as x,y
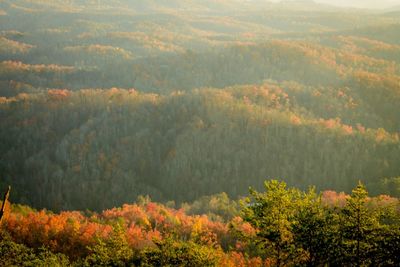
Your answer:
0,0 -> 399,265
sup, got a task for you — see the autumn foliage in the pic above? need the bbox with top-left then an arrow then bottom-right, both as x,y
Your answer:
1,182 -> 399,266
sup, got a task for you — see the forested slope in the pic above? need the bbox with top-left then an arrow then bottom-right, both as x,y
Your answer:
1,87 -> 399,210
0,0 -> 399,211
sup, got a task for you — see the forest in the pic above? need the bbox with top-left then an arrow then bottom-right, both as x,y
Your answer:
0,0 -> 400,265
1,181 -> 399,266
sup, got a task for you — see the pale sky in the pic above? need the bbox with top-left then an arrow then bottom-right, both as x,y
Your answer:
270,0 -> 400,9
312,0 -> 400,9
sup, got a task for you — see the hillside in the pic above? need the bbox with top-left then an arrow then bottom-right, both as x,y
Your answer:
1,1 -> 400,266
0,0 -> 399,211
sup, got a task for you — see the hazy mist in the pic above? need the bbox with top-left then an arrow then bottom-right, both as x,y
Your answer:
313,0 -> 400,9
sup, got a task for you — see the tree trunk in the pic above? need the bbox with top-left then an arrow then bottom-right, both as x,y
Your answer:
0,186 -> 11,223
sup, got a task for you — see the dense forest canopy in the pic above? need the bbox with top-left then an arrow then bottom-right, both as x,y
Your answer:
0,0 -> 400,212
1,1 -> 400,266
1,181 -> 399,266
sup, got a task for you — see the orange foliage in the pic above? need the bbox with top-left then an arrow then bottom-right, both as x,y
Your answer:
2,195 -> 396,263
1,61 -> 75,73
290,115 -> 302,125
321,190 -> 349,207
219,251 -> 263,267
48,89 -> 71,101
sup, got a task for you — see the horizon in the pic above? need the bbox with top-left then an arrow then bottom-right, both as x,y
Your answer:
271,0 -> 400,9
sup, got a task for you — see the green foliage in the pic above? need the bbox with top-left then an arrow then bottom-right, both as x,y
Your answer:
84,224 -> 133,267
1,1 -> 400,211
1,87 -> 399,211
242,180 -> 302,265
370,225 -> 400,265
240,180 -> 400,266
370,177 -> 400,198
182,193 -> 239,221
1,1 -> 400,265
0,181 -> 399,266
0,234 -> 70,267
338,182 -> 378,265
292,188 -> 336,265
135,237 -> 219,267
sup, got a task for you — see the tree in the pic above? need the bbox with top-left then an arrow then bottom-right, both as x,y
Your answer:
135,236 -> 220,267
84,224 -> 133,266
0,234 -> 70,267
0,186 -> 10,224
292,188 -> 336,266
241,180 -> 302,266
339,182 -> 379,266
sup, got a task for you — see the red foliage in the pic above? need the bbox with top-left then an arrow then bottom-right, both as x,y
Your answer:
321,190 -> 349,207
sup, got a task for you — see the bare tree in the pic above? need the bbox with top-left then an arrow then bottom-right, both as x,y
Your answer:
0,186 -> 11,223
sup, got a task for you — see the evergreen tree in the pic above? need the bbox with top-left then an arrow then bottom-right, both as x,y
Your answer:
292,188 -> 335,266
339,182 -> 378,266
242,180 -> 302,266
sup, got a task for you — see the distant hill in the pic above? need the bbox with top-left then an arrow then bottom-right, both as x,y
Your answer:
0,0 -> 399,211
316,0 -> 400,9
387,4 -> 400,11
